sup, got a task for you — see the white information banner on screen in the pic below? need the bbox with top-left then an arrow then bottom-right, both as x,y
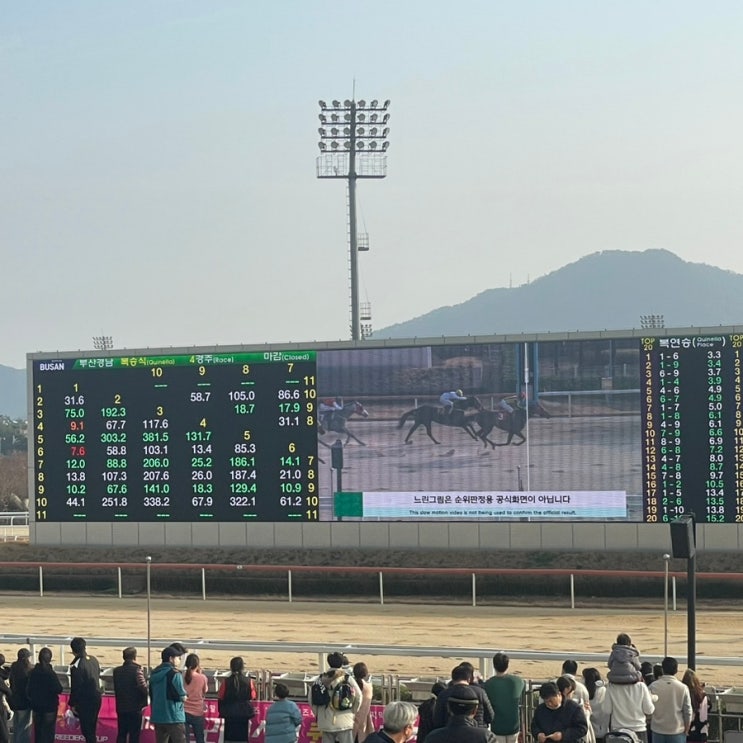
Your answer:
356,491 -> 627,519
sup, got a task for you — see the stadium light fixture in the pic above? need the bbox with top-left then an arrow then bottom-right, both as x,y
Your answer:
92,335 -> 114,351
316,96 -> 391,340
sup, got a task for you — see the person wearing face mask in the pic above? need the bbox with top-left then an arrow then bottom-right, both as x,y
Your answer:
531,682 -> 588,743
364,702 -> 418,743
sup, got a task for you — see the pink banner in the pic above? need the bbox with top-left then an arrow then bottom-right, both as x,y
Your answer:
54,694 -> 394,743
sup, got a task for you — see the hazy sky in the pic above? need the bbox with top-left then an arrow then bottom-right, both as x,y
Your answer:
3,1 -> 743,368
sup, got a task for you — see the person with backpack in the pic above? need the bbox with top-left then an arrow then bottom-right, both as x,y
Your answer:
150,646 -> 188,743
218,657 -> 256,743
308,651 -> 362,743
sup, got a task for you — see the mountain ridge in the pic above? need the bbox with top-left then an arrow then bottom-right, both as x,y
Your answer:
372,249 -> 743,338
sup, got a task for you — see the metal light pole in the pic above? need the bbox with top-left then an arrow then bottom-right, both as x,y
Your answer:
317,98 -> 390,340
663,553 -> 671,656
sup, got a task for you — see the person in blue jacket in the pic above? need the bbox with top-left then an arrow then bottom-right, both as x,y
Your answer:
149,647 -> 187,743
265,683 -> 302,743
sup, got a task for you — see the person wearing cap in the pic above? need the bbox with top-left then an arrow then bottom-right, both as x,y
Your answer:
113,647 -> 148,743
69,637 -> 102,743
531,682 -> 588,743
9,648 -> 33,743
150,646 -> 187,743
424,685 -> 497,743
364,701 -> 418,743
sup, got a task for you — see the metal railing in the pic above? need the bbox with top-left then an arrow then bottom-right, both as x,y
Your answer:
0,510 -> 28,541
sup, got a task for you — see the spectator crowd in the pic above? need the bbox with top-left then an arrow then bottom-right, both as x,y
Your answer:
0,632 -> 710,743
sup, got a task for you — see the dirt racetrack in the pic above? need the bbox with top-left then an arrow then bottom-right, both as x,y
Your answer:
5,594 -> 743,687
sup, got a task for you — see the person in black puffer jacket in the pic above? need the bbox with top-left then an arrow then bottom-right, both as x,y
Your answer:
531,682 -> 588,743
9,648 -> 33,743
27,648 -> 63,743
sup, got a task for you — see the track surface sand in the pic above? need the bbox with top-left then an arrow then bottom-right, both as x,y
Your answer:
6,595 -> 742,686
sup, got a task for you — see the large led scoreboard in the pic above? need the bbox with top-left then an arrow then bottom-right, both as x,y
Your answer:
27,330 -> 743,530
31,351 -> 318,522
642,334 -> 743,524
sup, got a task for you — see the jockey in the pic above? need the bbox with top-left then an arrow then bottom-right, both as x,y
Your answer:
319,397 -> 343,426
497,391 -> 527,418
439,389 -> 466,415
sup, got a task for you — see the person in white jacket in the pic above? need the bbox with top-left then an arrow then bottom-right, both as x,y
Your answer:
308,652 -> 361,743
604,677 -> 656,743
582,668 -> 610,741
649,658 -> 692,743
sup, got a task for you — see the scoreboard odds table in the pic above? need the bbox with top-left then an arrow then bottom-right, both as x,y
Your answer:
31,351 -> 318,522
29,332 -> 743,525
642,334 -> 743,523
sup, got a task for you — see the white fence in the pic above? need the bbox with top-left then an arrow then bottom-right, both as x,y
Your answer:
0,510 -> 28,541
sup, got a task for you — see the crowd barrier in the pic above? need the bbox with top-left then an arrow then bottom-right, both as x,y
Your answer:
40,693 -> 386,743
17,683 -> 743,743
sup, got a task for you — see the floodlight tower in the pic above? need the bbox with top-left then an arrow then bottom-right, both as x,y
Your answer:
317,98 -> 390,341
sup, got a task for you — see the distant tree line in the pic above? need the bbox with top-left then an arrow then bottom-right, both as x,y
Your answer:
0,417 -> 27,511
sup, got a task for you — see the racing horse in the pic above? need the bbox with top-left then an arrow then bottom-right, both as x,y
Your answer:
473,400 -> 551,448
397,396 -> 482,445
318,400 -> 370,446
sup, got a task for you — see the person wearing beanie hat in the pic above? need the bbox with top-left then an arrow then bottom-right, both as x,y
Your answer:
424,685 -> 497,743
9,649 -> 34,743
149,647 -> 187,743
68,637 -> 102,743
